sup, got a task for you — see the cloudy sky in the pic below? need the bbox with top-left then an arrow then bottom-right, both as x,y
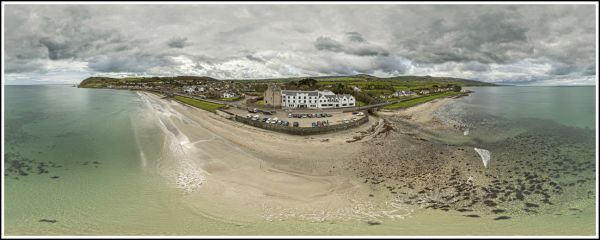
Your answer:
3,4 -> 597,85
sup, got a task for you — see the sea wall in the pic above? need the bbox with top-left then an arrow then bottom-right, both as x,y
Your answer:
216,109 -> 234,119
232,115 -> 369,136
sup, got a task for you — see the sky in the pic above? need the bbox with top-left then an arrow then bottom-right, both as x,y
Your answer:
2,3 -> 598,85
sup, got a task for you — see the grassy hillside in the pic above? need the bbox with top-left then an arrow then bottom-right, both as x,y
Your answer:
79,76 -> 219,88
80,74 -> 494,89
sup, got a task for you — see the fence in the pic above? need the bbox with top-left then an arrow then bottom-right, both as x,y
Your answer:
232,115 -> 369,136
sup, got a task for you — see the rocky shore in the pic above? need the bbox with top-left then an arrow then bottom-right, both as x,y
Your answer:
350,100 -> 596,221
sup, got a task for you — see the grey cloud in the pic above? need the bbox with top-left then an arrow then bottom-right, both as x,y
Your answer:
314,35 -> 389,57
4,59 -> 46,74
167,37 -> 190,48
460,62 -> 491,72
314,37 -> 344,52
397,9 -> 533,64
3,4 -> 596,85
87,54 -> 173,73
245,54 -> 266,63
39,37 -> 72,60
582,64 -> 596,76
548,62 -> 577,76
346,32 -> 366,43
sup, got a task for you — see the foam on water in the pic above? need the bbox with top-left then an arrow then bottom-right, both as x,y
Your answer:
473,147 -> 491,168
138,92 -> 207,193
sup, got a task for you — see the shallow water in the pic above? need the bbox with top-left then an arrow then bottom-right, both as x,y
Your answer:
3,85 -> 597,236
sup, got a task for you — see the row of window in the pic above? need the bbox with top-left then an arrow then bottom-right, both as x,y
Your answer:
283,95 -> 354,101
283,96 -> 316,99
284,102 -> 355,107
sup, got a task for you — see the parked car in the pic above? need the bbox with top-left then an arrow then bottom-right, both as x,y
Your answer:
311,122 -> 317,128
357,112 -> 364,116
262,117 -> 268,122
293,122 -> 299,127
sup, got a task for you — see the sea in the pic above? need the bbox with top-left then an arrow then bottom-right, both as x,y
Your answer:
3,85 -> 597,236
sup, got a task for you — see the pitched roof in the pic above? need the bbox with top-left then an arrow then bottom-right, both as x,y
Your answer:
281,90 -> 319,96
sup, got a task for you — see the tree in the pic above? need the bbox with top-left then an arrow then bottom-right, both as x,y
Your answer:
298,78 -> 317,87
453,85 -> 462,92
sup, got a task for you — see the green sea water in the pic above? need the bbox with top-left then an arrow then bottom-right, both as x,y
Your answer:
3,85 -> 597,236
460,86 -> 596,129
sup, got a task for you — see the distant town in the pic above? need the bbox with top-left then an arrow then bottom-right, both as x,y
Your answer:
79,74 -> 493,110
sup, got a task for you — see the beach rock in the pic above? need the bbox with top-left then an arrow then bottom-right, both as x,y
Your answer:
367,221 -> 382,226
39,219 -> 57,223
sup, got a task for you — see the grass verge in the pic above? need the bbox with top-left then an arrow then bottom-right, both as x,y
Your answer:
383,91 -> 461,110
175,96 -> 225,112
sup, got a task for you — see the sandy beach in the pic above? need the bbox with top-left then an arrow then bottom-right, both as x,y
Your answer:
137,91 -> 595,229
139,92 -> 422,222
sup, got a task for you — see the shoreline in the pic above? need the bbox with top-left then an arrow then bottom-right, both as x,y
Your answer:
139,91 -> 398,222
137,91 -> 459,222
132,90 -> 594,235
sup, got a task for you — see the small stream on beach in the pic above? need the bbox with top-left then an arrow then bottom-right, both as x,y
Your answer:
4,85 -> 596,236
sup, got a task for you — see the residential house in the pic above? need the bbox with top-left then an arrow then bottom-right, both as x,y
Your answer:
393,90 -> 416,97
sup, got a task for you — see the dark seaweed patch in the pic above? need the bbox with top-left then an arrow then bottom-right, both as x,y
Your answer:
39,219 -> 57,223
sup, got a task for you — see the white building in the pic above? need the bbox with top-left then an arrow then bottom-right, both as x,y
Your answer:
222,91 -> 237,98
393,90 -> 416,97
281,90 -> 355,109
183,85 -> 205,94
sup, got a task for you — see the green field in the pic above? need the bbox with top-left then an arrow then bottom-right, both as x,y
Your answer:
174,96 -> 225,112
383,91 -> 462,110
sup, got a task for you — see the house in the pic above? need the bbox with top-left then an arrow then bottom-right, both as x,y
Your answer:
222,91 -> 237,98
418,89 -> 430,95
263,85 -> 282,107
393,90 -> 416,97
183,85 -> 205,94
281,90 -> 355,109
352,86 -> 362,92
